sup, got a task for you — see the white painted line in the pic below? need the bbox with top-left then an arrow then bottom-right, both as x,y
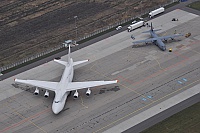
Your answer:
103,83 -> 200,133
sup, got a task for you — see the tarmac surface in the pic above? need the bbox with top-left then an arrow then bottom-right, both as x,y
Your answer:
106,83 -> 200,133
0,8 -> 200,133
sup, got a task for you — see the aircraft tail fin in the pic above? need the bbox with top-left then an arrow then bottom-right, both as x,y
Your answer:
151,22 -> 162,32
141,22 -> 153,33
151,22 -> 153,31
142,22 -> 161,33
54,45 -> 71,66
67,45 -> 71,64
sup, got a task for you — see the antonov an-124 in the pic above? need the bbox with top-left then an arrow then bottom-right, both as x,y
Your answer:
15,46 -> 118,114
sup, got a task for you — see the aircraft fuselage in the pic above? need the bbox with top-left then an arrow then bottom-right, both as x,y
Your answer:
150,31 -> 166,51
52,58 -> 74,114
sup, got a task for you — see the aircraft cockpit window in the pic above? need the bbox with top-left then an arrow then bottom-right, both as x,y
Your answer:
55,101 -> 59,103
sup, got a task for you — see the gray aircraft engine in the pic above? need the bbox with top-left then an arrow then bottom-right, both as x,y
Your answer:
86,88 -> 91,96
34,87 -> 39,95
44,90 -> 49,98
73,90 -> 79,99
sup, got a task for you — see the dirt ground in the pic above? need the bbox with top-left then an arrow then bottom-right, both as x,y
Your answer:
0,0 -> 171,67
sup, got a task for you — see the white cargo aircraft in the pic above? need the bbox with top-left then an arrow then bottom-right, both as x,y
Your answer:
15,46 -> 118,114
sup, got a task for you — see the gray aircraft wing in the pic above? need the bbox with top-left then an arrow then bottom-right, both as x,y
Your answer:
133,38 -> 158,44
133,34 -> 183,44
157,34 -> 183,40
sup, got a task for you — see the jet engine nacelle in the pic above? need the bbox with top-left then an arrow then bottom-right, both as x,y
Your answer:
44,90 -> 49,98
86,88 -> 91,96
34,87 -> 39,95
73,90 -> 79,99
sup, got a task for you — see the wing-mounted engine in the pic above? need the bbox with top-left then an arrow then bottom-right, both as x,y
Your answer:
86,88 -> 91,96
34,87 -> 39,95
73,90 -> 79,99
44,90 -> 49,98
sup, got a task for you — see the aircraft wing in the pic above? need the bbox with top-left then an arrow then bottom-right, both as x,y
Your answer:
133,38 -> 158,44
157,34 -> 183,40
66,80 -> 118,91
133,34 -> 183,45
73,59 -> 89,66
15,79 -> 58,91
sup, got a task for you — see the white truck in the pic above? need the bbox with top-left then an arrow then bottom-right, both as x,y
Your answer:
149,7 -> 164,18
127,21 -> 145,32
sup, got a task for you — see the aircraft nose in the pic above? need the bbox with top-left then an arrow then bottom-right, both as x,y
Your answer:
53,110 -> 58,114
52,107 -> 60,114
52,105 -> 61,114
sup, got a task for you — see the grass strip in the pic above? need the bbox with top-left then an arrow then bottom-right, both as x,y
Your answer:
187,1 -> 200,11
141,102 -> 200,133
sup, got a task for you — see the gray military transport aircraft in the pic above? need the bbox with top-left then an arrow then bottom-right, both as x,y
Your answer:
15,46 -> 118,114
132,23 -> 183,51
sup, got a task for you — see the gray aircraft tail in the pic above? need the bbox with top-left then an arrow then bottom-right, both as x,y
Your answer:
142,22 -> 161,33
150,22 -> 154,31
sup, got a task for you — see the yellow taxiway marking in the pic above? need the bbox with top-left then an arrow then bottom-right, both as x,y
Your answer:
80,95 -> 88,109
93,79 -> 200,133
191,49 -> 200,55
153,57 -> 165,70
3,101 -> 47,133
89,67 -> 155,102
155,59 -> 164,70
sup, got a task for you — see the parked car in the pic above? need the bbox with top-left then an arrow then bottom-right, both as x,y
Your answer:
116,25 -> 122,30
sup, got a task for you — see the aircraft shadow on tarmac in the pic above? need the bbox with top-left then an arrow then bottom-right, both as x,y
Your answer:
98,86 -> 120,94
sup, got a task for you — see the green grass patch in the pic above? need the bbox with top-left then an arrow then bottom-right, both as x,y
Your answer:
165,1 -> 179,9
141,102 -> 200,133
187,1 -> 200,11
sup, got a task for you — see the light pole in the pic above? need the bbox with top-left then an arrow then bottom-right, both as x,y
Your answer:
74,16 -> 78,45
140,1 -> 142,16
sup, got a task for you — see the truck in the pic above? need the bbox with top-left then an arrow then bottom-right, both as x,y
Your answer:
127,21 -> 145,32
149,7 -> 164,18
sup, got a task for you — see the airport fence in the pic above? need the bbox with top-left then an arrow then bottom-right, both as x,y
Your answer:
0,0 -> 177,74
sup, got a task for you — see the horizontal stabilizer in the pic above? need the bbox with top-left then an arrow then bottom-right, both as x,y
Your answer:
54,59 -> 68,66
153,29 -> 162,32
142,30 -> 150,33
73,59 -> 89,66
